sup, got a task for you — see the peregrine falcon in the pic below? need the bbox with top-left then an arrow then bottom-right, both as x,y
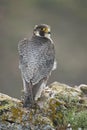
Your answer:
18,24 -> 56,107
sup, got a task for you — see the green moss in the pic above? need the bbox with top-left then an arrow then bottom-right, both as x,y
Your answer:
10,107 -> 24,123
63,109 -> 87,128
71,110 -> 87,128
47,98 -> 65,126
47,91 -> 87,129
0,100 -> 14,111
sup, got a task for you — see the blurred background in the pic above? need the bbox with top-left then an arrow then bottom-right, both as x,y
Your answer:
0,0 -> 87,99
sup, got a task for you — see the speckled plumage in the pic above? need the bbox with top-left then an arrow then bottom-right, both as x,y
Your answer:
18,24 -> 56,107
18,36 -> 55,85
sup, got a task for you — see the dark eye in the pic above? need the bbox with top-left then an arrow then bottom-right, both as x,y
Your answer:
41,28 -> 44,31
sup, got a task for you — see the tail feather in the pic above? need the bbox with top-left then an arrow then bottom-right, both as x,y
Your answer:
22,78 -> 34,107
22,77 -> 47,107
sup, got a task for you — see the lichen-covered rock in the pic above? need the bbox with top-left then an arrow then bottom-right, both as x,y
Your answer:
0,82 -> 87,130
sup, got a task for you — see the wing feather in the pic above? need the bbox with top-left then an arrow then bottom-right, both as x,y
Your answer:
18,37 -> 55,85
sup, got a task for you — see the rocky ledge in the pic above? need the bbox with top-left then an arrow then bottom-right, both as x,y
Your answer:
0,82 -> 87,130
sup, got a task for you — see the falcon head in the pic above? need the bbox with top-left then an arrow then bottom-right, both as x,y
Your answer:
33,24 -> 51,39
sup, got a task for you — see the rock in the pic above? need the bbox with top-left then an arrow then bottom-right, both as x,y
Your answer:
0,82 -> 87,130
79,84 -> 87,95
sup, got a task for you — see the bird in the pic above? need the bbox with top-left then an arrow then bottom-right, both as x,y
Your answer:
18,24 -> 56,107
